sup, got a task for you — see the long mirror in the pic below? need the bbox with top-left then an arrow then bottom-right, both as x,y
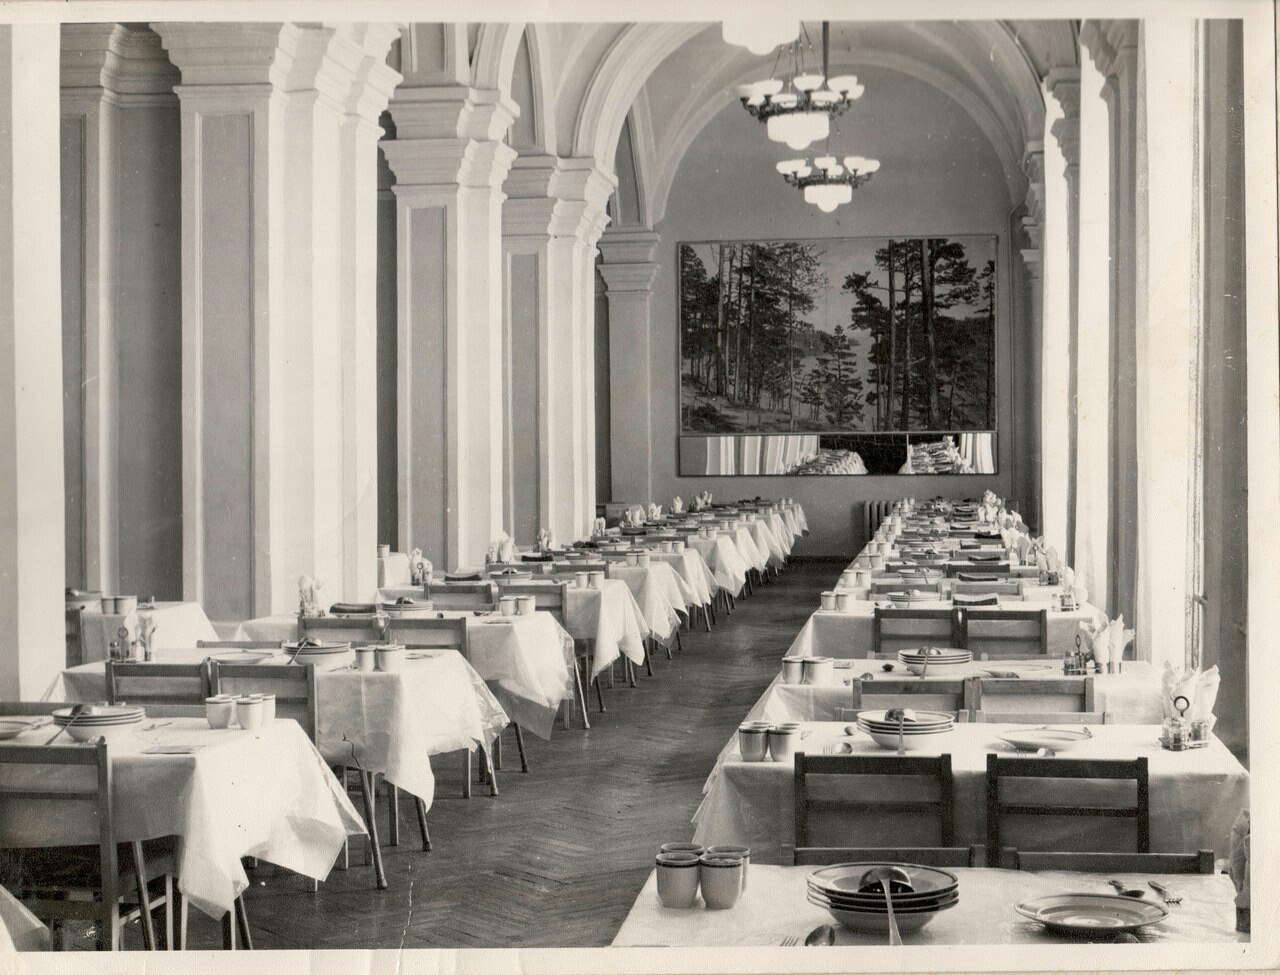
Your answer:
678,432 -> 996,476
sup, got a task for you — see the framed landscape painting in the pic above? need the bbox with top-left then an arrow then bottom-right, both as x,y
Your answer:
677,235 -> 998,436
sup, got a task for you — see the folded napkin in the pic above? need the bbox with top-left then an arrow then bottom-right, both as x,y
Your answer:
444,572 -> 482,582
330,602 -> 377,615
1080,614 -> 1134,670
1015,535 -> 1032,562
953,592 -> 999,606
957,572 -> 998,582
647,502 -> 662,520
536,527 -> 555,552
592,517 -> 607,536
1160,662 -> 1220,727
1045,545 -> 1061,574
297,574 -> 325,617
672,495 -> 684,513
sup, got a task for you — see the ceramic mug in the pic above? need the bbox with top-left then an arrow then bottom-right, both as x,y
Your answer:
574,572 -> 590,589
673,541 -> 686,553
655,852 -> 701,908
801,657 -> 834,685
626,552 -> 640,567
498,596 -> 518,616
236,697 -> 265,732
638,552 -> 651,567
377,544 -> 391,558
662,541 -> 674,553
588,571 -> 605,590
835,592 -> 854,612
705,845 -> 751,891
516,595 -> 537,616
355,646 -> 377,672
767,725 -> 801,762
737,725 -> 770,762
255,693 -> 276,723
205,695 -> 235,729
780,656 -> 805,684
819,591 -> 837,611
376,644 -> 405,673
699,855 -> 745,910
659,843 -> 704,856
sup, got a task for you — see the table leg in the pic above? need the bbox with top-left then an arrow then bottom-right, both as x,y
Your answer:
358,771 -> 388,889
414,796 -> 432,852
130,841 -> 157,950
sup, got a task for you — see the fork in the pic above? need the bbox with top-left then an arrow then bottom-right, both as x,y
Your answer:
1148,880 -> 1181,905
779,935 -> 799,946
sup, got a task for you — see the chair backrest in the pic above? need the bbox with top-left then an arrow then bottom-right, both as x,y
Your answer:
210,663 -> 318,741
105,660 -> 213,707
970,709 -> 1103,725
794,752 -> 954,859
385,617 -> 468,653
871,580 -> 942,595
850,678 -> 968,716
550,561 -> 608,575
947,562 -> 1012,578
951,580 -> 1023,598
299,615 -> 387,646
1008,849 -> 1214,874
985,754 -> 1149,865
197,640 -> 285,651
0,703 -> 64,717
795,845 -> 984,867
873,608 -> 960,654
489,562 -> 553,576
967,676 -> 1095,718
960,609 -> 1048,657
65,607 -> 85,668
428,582 -> 497,610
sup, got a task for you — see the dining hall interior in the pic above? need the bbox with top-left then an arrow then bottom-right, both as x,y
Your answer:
0,1 -> 1274,963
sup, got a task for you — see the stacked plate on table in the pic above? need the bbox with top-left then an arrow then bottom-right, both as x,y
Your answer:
283,640 -> 356,673
52,705 -> 145,742
886,589 -> 936,608
856,708 -> 956,750
897,647 -> 972,675
490,568 -> 533,581
807,862 -> 960,934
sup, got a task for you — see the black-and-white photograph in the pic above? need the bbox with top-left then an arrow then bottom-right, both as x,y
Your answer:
0,1 -> 1274,971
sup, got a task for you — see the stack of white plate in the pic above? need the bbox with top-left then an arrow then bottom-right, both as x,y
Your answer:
490,568 -> 533,581
806,862 -> 959,934
886,589 -> 936,608
855,709 -> 955,750
52,705 -> 144,742
283,640 -> 356,673
897,647 -> 971,675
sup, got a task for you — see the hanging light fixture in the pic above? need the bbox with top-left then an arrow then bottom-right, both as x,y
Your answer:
721,20 -> 800,56
734,22 -> 864,152
776,154 -> 880,213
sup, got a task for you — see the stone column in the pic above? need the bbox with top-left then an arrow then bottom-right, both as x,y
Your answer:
157,23 -> 396,617
598,230 -> 660,506
0,25 -> 66,696
382,84 -> 517,568
1046,67 -> 1080,565
503,155 -> 613,544
1019,144 -> 1045,533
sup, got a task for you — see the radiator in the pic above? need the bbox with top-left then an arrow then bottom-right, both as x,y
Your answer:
862,499 -> 897,542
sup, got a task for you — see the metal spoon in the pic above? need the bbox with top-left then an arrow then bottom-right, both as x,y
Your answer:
859,866 -> 914,946
804,924 -> 836,946
44,704 -> 86,745
1108,880 -> 1146,898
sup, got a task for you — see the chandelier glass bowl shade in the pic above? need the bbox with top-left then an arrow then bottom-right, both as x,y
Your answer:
736,73 -> 864,151
776,155 -> 880,212
721,20 -> 801,55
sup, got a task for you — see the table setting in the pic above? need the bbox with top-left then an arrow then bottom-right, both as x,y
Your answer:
69,600 -> 219,668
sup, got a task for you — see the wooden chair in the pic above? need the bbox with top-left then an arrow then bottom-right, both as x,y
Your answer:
299,615 -> 388,646
1006,849 -> 1215,874
384,618 -> 502,798
196,640 -> 284,651
872,608 -> 961,654
986,754 -> 1150,867
870,579 -> 942,595
427,582 -> 498,611
951,580 -> 1023,598
105,661 -> 213,708
793,752 -> 955,866
947,562 -> 1013,578
0,737 -> 177,950
550,561 -> 609,574
65,607 -> 85,667
796,845 -> 985,867
846,678 -> 968,716
969,709 -> 1103,725
967,676 -> 1095,721
959,609 -> 1049,657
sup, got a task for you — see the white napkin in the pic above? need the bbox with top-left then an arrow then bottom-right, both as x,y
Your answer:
672,496 -> 684,514
1160,663 -> 1220,727
593,517 -> 607,536
1045,546 -> 1061,574
648,502 -> 662,520
298,574 -> 325,617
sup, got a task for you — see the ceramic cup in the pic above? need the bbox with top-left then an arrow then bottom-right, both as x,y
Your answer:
574,572 -> 590,589
662,541 -> 675,553
699,855 -> 745,910
377,544 -> 391,558
801,656 -> 834,686
99,597 -> 115,615
705,845 -> 751,890
767,724 -> 801,762
655,852 -> 701,909
255,693 -> 276,723
114,595 -> 137,615
638,552 -> 651,567
737,724 -> 770,762
236,696 -> 265,732
588,571 -> 605,590
852,568 -> 872,587
819,591 -> 837,611
205,695 -> 235,729
659,842 -> 704,856
780,656 -> 805,685
626,552 -> 640,567
838,572 -> 856,589
674,541 -> 685,553
870,554 -> 885,568
355,646 -> 377,672
498,596 -> 518,616
516,595 -> 537,616
836,592 -> 856,613
375,644 -> 405,673
867,541 -> 882,555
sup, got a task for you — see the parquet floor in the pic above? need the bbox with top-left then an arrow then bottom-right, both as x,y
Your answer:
179,562 -> 833,949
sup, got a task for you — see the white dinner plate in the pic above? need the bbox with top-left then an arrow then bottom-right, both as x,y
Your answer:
997,727 -> 1093,752
0,719 -> 40,739
1015,893 -> 1167,933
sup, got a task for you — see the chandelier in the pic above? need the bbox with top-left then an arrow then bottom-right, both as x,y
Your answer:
776,154 -> 880,212
721,20 -> 799,56
733,22 -> 864,151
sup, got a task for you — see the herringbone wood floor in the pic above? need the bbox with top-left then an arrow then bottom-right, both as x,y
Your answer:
179,562 -> 832,949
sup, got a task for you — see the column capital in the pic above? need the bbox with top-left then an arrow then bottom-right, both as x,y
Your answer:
1045,66 -> 1080,118
382,136 -> 517,192
62,24 -> 180,105
1022,142 -> 1046,227
1020,248 -> 1043,278
1082,20 -> 1139,79
387,84 -> 517,143
598,230 -> 661,293
153,22 -> 295,89
503,154 -> 615,246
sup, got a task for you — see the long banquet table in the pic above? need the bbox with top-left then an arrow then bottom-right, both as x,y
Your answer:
613,865 -> 1245,946
693,721 -> 1248,864
0,717 -> 364,919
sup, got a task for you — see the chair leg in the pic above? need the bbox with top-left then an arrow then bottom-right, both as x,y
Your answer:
175,889 -> 188,950
131,841 -> 158,951
573,658 -> 591,728
482,745 -> 499,797
707,600 -> 716,626
463,751 -> 472,799
162,875 -> 174,950
626,657 -> 637,688
666,635 -> 675,659
513,723 -> 529,772
494,732 -> 504,771
235,895 -> 253,950
594,675 -> 606,712
387,782 -> 401,846
644,640 -> 655,677
358,771 -> 388,889
676,631 -> 684,654
222,910 -> 236,950
414,796 -> 432,851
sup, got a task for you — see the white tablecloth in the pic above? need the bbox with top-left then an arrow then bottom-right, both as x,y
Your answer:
49,644 -> 509,811
687,535 -> 748,597
786,601 -> 1099,659
613,865 -> 1244,946
749,518 -> 787,567
76,601 -> 218,665
733,525 -> 768,573
651,550 -> 718,607
377,552 -> 412,587
607,563 -> 688,646
562,580 -> 650,678
766,511 -> 794,555
0,718 -> 364,919
693,722 -> 1248,864
0,884 -> 48,951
